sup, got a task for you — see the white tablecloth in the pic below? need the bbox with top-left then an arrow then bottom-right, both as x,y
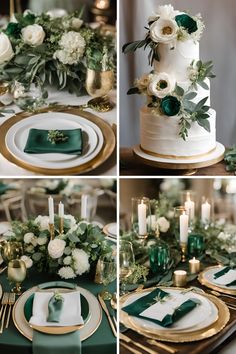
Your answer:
0,89 -> 117,176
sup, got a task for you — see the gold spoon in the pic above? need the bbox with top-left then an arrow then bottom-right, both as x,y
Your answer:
77,96 -> 115,113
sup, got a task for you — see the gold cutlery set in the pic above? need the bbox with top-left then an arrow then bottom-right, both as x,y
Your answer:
0,292 -> 15,333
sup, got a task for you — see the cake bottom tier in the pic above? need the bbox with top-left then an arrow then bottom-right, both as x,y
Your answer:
140,107 -> 216,158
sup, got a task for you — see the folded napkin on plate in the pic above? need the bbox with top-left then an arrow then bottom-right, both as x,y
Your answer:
29,290 -> 84,327
213,267 -> 236,287
122,288 -> 199,327
24,128 -> 83,155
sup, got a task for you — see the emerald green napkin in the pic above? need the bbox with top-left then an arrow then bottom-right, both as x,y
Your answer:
47,292 -> 64,323
24,129 -> 83,155
33,330 -> 81,354
214,267 -> 236,286
122,288 -> 198,327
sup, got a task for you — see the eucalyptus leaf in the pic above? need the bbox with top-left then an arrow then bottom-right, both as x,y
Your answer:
175,85 -> 185,97
194,97 -> 209,111
197,118 -> 210,132
199,81 -> 209,90
184,92 -> 197,100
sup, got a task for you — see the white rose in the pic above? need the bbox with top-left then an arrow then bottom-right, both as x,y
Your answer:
157,217 -> 170,233
0,33 -> 14,64
24,232 -> 35,244
156,5 -> 178,19
148,72 -> 175,98
72,249 -> 90,275
48,239 -> 66,259
71,18 -> 83,30
21,255 -> 33,268
35,215 -> 50,231
58,266 -> 76,279
21,24 -> 45,46
149,18 -> 178,44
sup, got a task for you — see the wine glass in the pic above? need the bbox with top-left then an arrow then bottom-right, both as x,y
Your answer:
7,259 -> 26,294
119,241 -> 135,295
100,255 -> 116,300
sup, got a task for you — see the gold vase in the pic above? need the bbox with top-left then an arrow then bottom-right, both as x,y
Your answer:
85,69 -> 114,98
2,241 -> 23,262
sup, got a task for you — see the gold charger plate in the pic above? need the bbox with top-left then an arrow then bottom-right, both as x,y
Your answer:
120,287 -> 230,343
198,265 -> 236,296
13,285 -> 102,341
0,106 -> 116,175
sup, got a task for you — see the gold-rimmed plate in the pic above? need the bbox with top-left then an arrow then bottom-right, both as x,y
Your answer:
198,266 -> 236,296
13,285 -> 102,341
0,106 -> 116,175
120,287 -> 230,343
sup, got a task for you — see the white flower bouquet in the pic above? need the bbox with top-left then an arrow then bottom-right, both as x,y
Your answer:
0,10 -> 116,106
10,215 -> 112,279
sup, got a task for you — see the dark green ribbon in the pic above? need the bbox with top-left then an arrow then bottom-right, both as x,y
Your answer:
122,288 -> 198,327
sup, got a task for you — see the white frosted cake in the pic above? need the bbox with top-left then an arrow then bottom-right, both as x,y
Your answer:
124,4 -> 217,158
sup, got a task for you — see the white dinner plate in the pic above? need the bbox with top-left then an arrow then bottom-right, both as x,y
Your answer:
203,267 -> 236,291
10,117 -> 97,162
5,112 -> 104,169
13,285 -> 102,341
122,288 -> 218,333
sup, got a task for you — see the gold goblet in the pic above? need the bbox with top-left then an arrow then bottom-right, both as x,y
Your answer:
2,241 -> 23,262
85,69 -> 114,111
8,259 -> 26,294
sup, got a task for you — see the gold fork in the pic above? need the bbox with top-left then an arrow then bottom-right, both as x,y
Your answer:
6,293 -> 15,328
0,293 -> 9,333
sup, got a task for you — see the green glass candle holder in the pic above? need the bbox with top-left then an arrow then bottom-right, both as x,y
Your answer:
149,241 -> 170,274
188,233 -> 204,258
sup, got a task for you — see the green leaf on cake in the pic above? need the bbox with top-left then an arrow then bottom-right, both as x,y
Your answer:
199,81 -> 209,90
184,92 -> 197,100
194,96 -> 209,111
122,39 -> 147,53
197,118 -> 210,132
175,85 -> 185,97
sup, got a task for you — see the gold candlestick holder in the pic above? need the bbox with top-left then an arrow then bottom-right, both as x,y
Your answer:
49,223 -> 55,240
180,242 -> 187,262
59,218 -> 64,235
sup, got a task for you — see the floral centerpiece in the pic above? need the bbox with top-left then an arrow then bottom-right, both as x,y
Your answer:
9,214 -> 112,279
0,10 -> 116,109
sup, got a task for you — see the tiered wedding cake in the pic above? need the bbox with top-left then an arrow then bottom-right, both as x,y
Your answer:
123,4 -> 218,158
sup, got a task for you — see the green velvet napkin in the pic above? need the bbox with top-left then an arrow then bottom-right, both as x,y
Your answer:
122,288 -> 198,327
33,330 -> 81,354
47,293 -> 64,323
24,129 -> 83,155
214,267 -> 236,286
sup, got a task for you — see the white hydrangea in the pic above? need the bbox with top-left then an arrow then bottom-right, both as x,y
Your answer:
48,239 -> 66,259
24,232 -> 35,244
37,237 -> 48,246
71,18 -> 83,30
72,249 -> 90,275
63,256 -> 72,265
157,217 -> 170,233
35,215 -> 50,231
54,31 -> 85,65
21,255 -> 33,268
58,266 -> 76,279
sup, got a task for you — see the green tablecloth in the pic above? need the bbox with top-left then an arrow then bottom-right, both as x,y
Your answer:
0,270 -> 116,354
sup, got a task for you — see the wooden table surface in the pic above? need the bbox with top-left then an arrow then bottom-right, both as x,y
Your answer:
120,280 -> 236,354
120,148 -> 233,176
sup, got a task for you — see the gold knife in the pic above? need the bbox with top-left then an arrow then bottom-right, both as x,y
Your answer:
98,294 -> 117,337
120,333 -> 159,354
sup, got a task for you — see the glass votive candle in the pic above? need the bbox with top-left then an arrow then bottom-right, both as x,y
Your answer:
188,233 -> 204,258
189,257 -> 201,274
173,270 -> 187,287
149,241 -> 170,274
